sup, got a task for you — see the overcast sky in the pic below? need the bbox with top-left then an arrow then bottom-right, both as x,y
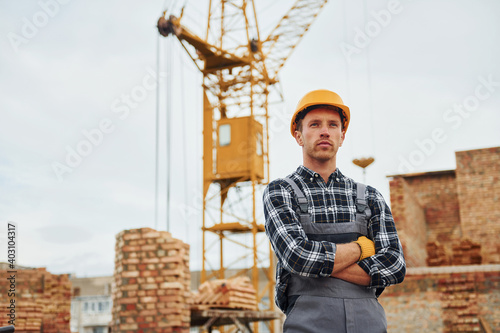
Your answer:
1,0 -> 499,277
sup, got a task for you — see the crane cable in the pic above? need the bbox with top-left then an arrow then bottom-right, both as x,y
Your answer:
154,33 -> 161,230
156,3 -> 168,231
165,37 -> 173,233
154,20 -> 174,232
362,0 -> 376,154
342,1 -> 376,166
157,1 -> 186,232
179,41 -> 190,243
156,0 -> 196,240
342,0 -> 354,154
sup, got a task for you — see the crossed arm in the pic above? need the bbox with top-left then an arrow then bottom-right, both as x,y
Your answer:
264,180 -> 405,290
330,243 -> 371,286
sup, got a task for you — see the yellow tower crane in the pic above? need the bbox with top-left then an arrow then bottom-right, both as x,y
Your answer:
158,1 -> 329,330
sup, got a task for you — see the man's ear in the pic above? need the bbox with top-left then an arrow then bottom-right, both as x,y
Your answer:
339,131 -> 345,147
294,130 -> 304,146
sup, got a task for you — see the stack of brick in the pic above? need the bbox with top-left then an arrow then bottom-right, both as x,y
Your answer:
451,238 -> 482,265
192,276 -> 258,310
0,267 -> 71,333
41,272 -> 72,333
426,241 -> 451,266
112,228 -> 191,333
7,301 -> 43,332
438,276 -> 480,332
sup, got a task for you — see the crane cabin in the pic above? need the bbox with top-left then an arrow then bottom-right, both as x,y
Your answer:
216,116 -> 264,182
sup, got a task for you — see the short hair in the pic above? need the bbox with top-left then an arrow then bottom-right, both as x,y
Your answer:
294,105 -> 346,133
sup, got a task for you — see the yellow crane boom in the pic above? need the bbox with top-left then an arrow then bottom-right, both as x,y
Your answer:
262,0 -> 329,83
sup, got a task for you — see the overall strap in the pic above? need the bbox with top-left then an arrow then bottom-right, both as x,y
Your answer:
282,177 -> 310,224
284,177 -> 372,227
355,182 -> 372,226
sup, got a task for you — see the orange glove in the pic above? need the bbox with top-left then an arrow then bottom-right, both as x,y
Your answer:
353,236 -> 375,261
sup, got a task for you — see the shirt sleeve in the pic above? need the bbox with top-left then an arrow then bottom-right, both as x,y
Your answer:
357,187 -> 406,290
263,179 -> 336,278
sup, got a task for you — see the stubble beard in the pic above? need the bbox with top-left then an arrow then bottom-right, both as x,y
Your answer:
306,143 -> 338,163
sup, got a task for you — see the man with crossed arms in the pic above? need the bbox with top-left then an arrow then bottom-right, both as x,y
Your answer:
263,89 -> 406,332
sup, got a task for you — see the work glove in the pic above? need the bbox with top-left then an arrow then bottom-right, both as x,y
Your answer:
353,236 -> 375,261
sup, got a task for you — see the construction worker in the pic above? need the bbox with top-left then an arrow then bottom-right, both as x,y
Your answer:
263,89 -> 406,332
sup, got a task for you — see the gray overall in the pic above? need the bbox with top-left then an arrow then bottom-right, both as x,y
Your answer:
281,177 -> 387,333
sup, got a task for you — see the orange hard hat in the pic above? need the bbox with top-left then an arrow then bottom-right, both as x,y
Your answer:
290,89 -> 350,136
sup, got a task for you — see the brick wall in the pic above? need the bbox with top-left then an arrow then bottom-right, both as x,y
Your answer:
380,265 -> 500,333
400,171 -> 461,242
384,147 -> 500,332
456,147 -> 500,264
389,177 -> 427,266
0,267 -> 71,333
389,170 -> 464,267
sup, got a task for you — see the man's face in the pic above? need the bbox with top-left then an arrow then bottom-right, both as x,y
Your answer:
294,107 -> 345,163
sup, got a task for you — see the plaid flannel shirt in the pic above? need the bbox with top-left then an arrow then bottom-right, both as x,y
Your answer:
263,165 -> 406,312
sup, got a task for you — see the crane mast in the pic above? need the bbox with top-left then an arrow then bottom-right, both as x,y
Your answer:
158,1 -> 329,331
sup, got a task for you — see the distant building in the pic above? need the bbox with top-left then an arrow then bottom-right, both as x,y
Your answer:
70,276 -> 113,333
381,146 -> 500,332
388,146 -> 500,266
